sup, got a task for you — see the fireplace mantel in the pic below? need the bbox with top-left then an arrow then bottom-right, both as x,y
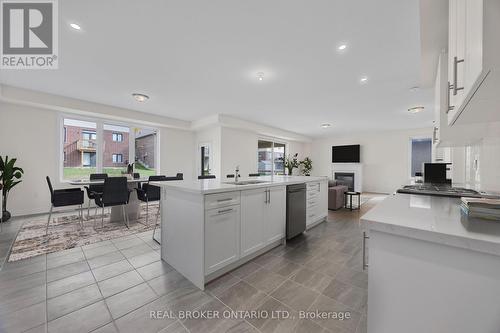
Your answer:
332,163 -> 363,192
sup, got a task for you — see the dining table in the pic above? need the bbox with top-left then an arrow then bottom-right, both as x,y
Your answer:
69,177 -> 148,223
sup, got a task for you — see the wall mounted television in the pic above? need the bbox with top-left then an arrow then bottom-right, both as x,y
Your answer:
332,144 -> 360,163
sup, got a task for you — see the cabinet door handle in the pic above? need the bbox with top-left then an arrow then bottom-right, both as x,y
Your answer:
217,208 -> 233,215
217,198 -> 233,202
264,189 -> 268,204
362,231 -> 369,270
453,56 -> 465,96
268,189 -> 271,204
447,81 -> 455,114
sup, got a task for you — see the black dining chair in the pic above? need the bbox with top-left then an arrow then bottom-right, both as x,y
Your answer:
136,175 -> 167,225
226,174 -> 235,178
198,175 -> 216,179
176,173 -> 184,180
84,173 -> 108,219
46,176 -> 85,235
92,177 -> 131,229
249,173 -> 261,177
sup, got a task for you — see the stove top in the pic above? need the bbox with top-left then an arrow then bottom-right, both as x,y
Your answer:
397,185 -> 482,198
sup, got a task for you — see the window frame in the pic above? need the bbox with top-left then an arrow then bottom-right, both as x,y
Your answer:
257,137 -> 288,176
58,114 -> 160,182
408,136 -> 433,179
112,132 -> 123,142
112,153 -> 123,164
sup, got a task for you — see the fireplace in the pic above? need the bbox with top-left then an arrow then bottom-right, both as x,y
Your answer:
335,172 -> 355,192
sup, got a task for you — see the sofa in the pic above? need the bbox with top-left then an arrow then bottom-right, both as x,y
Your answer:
328,180 -> 348,210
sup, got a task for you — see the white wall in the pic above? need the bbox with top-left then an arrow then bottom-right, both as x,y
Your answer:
0,101 -> 196,216
220,127 -> 258,178
311,128 -> 433,194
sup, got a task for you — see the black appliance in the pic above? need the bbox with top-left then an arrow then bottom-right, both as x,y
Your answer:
424,163 -> 447,184
332,145 -> 360,163
286,184 -> 306,239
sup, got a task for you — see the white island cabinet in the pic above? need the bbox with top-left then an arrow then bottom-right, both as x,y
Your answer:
153,176 -> 328,289
361,194 -> 500,333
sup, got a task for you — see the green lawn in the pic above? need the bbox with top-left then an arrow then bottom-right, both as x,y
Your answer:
64,163 -> 156,179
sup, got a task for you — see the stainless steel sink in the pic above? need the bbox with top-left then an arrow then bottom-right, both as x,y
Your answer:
224,180 -> 269,185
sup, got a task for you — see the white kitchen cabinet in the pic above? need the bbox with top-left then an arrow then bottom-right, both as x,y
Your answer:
447,0 -> 500,126
205,205 -> 240,274
241,186 -> 286,257
265,186 -> 286,244
240,188 -> 266,256
306,180 -> 328,228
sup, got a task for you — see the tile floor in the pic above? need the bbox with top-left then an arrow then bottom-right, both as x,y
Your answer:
0,195 -> 383,333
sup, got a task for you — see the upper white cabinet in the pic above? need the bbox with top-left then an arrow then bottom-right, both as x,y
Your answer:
240,186 -> 286,257
447,0 -> 500,126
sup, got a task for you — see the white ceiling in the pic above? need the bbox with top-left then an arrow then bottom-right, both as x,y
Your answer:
0,0 -> 434,138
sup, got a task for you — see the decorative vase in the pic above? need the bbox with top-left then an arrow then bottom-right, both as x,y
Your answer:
2,210 -> 11,222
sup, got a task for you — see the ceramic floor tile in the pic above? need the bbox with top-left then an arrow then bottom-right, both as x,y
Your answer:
92,259 -> 134,282
148,270 -> 194,296
98,270 -> 145,298
87,251 -> 126,269
48,300 -> 112,333
0,284 -> 46,316
136,260 -> 174,281
270,280 -> 318,311
47,260 -> 91,283
105,282 -> 158,319
322,280 -> 367,312
0,301 -> 46,332
217,280 -> 267,311
246,296 -> 298,333
47,270 -> 96,298
47,284 -> 103,321
242,267 -> 285,294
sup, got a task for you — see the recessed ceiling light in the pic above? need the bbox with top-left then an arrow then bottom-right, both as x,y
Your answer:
321,123 -> 332,128
337,44 -> 347,51
256,72 -> 264,81
132,93 -> 149,102
408,106 -> 425,114
360,76 -> 368,84
69,23 -> 81,30
410,86 -> 420,92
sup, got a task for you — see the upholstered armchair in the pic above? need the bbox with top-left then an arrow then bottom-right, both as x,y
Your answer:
328,180 -> 348,210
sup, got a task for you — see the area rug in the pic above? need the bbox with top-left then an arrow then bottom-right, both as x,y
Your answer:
8,203 -> 160,262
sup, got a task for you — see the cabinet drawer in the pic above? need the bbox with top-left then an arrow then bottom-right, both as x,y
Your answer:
307,196 -> 319,208
307,183 -> 320,192
205,192 -> 240,210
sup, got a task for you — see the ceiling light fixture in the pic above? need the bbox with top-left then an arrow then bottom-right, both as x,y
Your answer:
408,106 -> 425,114
337,44 -> 347,51
256,72 -> 264,81
360,76 -> 368,84
321,123 -> 332,128
132,93 -> 149,102
69,23 -> 81,30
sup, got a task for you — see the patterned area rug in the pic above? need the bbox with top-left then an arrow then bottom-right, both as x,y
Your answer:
8,204 -> 159,262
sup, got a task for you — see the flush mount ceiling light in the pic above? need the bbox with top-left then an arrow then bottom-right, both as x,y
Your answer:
132,93 -> 149,102
256,72 -> 265,81
408,106 -> 425,114
337,43 -> 347,52
69,23 -> 81,30
360,76 -> 368,84
321,123 -> 332,128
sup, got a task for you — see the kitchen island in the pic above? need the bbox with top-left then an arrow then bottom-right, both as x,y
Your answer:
361,193 -> 500,333
152,176 -> 328,289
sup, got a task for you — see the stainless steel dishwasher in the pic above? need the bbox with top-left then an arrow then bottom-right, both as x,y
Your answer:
286,183 -> 306,239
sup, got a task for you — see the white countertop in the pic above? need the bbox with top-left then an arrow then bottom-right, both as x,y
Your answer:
361,193 -> 500,256
151,175 -> 328,194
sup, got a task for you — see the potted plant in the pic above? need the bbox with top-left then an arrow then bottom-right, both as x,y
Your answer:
284,153 -> 299,176
0,156 -> 24,222
300,157 -> 313,176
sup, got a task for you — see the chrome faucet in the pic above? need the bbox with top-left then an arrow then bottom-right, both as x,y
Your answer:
235,166 -> 240,182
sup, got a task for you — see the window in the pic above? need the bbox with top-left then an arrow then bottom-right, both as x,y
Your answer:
200,144 -> 211,176
104,124 -> 129,174
62,118 -> 97,180
112,133 -> 123,142
410,138 -> 432,177
112,154 -> 123,163
258,140 -> 286,175
61,117 -> 158,180
134,128 -> 158,178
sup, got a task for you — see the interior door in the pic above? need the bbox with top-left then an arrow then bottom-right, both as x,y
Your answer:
240,188 -> 266,256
